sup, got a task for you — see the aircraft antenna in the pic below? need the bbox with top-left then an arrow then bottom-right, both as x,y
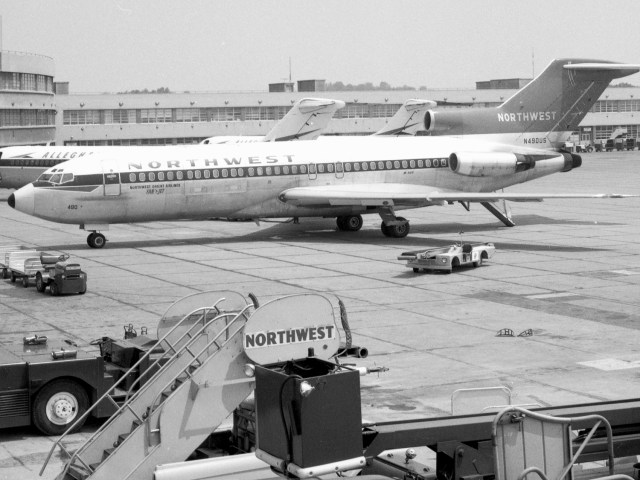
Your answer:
531,48 -> 535,78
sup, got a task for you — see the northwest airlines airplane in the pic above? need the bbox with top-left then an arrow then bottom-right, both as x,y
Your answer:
8,59 -> 639,248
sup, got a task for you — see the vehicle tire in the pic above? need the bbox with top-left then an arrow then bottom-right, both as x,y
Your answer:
413,267 -> 419,273
10,271 -> 16,283
473,257 -> 483,268
22,276 -> 29,288
337,215 -> 363,232
87,232 -> 106,249
32,379 -> 89,435
388,217 -> 410,238
50,282 -> 59,296
36,274 -> 46,293
381,222 -> 392,237
1,268 -> 7,279
451,258 -> 460,270
587,146 -> 594,153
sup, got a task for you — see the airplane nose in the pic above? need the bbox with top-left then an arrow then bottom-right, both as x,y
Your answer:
10,184 -> 35,215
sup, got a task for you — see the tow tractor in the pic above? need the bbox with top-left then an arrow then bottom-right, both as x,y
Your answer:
398,242 -> 495,273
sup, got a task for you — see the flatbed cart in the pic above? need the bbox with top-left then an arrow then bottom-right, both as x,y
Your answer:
6,249 -> 40,285
0,243 -> 27,279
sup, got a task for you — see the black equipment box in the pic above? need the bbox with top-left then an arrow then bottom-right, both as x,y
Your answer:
255,357 -> 362,468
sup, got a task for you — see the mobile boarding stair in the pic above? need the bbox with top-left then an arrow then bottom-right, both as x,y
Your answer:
41,291 -> 257,480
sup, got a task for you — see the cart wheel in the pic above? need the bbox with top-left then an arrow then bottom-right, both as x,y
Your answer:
36,274 -> 46,293
412,268 -> 419,273
10,271 -> 16,283
1,268 -> 7,279
473,257 -> 483,268
22,276 -> 29,288
32,379 -> 89,435
50,282 -> 59,296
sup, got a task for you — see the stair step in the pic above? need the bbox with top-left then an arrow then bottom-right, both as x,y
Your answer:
102,447 -> 115,460
116,431 -> 131,446
131,419 -> 141,431
90,462 -> 102,472
66,464 -> 91,480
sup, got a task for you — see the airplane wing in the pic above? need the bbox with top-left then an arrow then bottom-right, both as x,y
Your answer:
374,99 -> 437,136
279,184 -> 635,207
264,98 -> 345,142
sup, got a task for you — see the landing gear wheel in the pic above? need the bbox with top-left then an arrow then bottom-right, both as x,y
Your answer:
36,274 -> 46,293
32,379 -> 89,435
50,282 -> 59,296
87,232 -> 107,249
381,217 -> 410,238
336,215 -> 363,232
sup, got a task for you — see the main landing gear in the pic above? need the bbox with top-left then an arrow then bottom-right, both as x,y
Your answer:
335,212 -> 411,238
87,232 -> 107,249
379,208 -> 410,238
336,215 -> 364,232
380,217 -> 410,238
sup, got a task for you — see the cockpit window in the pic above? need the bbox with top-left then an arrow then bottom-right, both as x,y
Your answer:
37,171 -> 74,185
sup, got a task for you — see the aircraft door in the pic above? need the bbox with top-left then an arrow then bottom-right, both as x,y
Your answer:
335,162 -> 344,179
308,163 -> 317,180
102,162 -> 121,196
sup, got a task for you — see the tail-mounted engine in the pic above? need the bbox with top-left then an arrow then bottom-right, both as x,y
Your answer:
449,151 -> 581,177
424,110 -> 463,133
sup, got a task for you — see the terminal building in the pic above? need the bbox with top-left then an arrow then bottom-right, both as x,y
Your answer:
2,49 -> 640,148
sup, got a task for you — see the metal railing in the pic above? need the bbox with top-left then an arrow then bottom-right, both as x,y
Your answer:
40,297 -> 246,476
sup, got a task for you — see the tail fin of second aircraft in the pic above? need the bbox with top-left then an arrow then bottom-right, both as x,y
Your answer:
264,98 -> 345,142
499,59 -> 639,137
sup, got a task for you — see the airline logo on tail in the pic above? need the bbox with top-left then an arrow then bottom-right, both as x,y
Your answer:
497,111 -> 557,122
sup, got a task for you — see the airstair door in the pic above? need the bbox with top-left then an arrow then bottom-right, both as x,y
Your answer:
102,162 -> 121,196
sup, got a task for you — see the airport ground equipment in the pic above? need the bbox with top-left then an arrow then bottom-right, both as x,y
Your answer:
6,251 -> 68,288
0,243 -> 27,278
38,259 -> 87,295
4,248 -> 38,283
44,290 -> 257,480
398,242 -> 495,273
0,335 -> 115,435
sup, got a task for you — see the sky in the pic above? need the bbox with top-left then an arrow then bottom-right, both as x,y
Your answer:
1,0 -> 640,94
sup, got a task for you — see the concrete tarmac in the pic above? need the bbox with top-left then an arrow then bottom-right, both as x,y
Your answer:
0,152 -> 639,479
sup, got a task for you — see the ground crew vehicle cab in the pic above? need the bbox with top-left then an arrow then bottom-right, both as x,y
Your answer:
36,261 -> 87,295
0,333 -> 154,435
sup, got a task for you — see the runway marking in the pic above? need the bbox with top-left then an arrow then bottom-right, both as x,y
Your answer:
578,358 -> 640,371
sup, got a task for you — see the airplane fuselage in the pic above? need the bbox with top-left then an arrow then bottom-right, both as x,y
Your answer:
15,136 -> 568,226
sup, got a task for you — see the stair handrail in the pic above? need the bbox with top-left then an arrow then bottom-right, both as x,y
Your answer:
51,305 -> 236,479
45,303 -> 246,479
145,306 -> 251,444
40,297 -> 242,476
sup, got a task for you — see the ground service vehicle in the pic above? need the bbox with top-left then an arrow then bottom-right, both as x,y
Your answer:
0,330 -> 157,435
7,251 -> 67,288
37,260 -> 87,295
398,242 -> 495,273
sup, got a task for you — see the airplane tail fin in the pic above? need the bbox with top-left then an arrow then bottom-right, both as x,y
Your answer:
499,59 -> 639,138
374,99 -> 437,136
264,98 -> 345,142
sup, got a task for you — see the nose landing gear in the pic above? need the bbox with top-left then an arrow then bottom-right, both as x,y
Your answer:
87,232 -> 107,249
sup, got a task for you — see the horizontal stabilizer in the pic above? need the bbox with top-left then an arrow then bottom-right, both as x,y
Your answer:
564,62 -> 640,78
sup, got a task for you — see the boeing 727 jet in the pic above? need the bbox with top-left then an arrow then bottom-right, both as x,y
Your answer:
8,59 -> 639,248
